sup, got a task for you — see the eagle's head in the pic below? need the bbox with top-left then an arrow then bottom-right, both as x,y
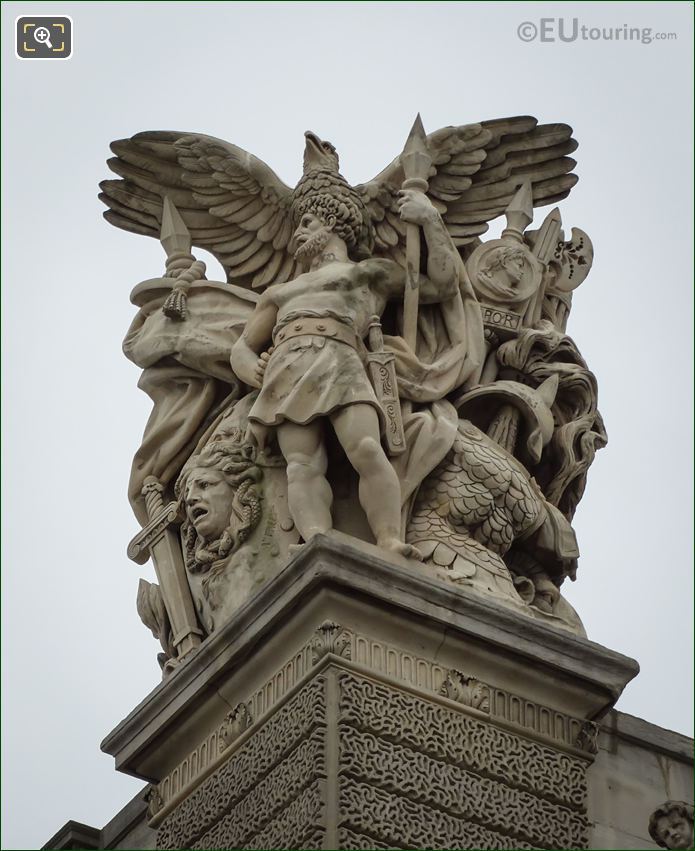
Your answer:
302,131 -> 339,174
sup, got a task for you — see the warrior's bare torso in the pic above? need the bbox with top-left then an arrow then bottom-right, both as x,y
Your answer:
264,258 -> 403,336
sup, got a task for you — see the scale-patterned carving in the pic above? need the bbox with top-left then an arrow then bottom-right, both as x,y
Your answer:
191,728 -> 325,850
340,777 -> 540,850
338,672 -> 587,811
156,676 -> 326,849
243,780 -> 325,850
339,725 -> 588,849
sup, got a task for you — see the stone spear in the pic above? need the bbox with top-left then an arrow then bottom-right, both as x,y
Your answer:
400,114 -> 432,351
160,195 -> 206,320
126,201 -> 204,662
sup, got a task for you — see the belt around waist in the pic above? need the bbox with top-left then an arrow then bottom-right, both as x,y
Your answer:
273,317 -> 359,349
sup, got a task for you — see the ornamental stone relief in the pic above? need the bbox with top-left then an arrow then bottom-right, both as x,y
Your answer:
155,668 -> 590,850
154,621 -> 598,816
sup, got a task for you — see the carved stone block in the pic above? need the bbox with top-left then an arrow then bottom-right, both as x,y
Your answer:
155,667 -> 590,849
101,536 -> 639,850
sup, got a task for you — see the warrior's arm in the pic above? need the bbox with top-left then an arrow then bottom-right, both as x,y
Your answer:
418,203 -> 460,298
372,192 -> 460,303
231,296 -> 278,389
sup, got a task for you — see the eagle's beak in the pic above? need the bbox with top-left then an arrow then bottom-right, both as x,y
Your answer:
303,131 -> 328,172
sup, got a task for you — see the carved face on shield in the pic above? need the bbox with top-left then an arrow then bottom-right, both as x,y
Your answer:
479,246 -> 527,296
184,469 -> 236,543
177,440 -> 263,574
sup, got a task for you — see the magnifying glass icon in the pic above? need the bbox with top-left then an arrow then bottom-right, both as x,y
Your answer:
34,26 -> 53,49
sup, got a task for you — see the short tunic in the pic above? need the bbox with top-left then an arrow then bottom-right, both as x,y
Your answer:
248,335 -> 384,427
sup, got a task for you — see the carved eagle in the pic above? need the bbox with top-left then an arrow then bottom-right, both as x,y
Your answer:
99,117 -> 578,290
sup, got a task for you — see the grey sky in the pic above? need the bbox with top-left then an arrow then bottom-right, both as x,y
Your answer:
2,2 -> 693,848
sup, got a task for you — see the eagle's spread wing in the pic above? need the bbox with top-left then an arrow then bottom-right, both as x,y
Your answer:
356,116 -> 578,263
446,117 -> 578,243
99,131 -> 300,289
101,119 -> 577,283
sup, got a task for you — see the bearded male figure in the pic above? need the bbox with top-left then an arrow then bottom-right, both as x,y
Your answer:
231,183 -> 462,558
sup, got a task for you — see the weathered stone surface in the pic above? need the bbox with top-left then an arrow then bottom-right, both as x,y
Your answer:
89,114 -> 692,847
589,714 -> 694,850
648,801 -> 694,850
42,788 -> 157,851
94,536 -> 650,850
100,118 -> 609,671
101,535 -> 639,782
41,821 -> 101,850
153,668 -> 590,850
52,704 -> 695,850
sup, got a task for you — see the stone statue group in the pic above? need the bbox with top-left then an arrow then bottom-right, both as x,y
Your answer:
101,116 -> 604,671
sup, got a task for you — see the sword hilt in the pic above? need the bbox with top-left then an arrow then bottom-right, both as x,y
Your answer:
142,476 -> 165,520
368,315 -> 384,351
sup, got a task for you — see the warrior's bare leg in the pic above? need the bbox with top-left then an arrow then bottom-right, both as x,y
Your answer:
277,419 -> 332,542
331,403 -> 421,560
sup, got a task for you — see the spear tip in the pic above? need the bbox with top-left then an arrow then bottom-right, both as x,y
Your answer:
402,114 -> 431,182
404,112 -> 427,153
507,180 -> 533,217
160,195 -> 191,257
503,180 -> 534,237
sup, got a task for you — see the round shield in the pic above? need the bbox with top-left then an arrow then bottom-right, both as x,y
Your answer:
466,239 -> 543,307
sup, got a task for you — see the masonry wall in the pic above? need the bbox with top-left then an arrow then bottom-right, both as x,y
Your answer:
588,710 -> 693,849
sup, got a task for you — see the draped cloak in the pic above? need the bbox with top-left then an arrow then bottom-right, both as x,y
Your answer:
123,259 -> 484,525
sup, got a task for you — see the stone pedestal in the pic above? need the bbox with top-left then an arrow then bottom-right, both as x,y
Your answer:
102,534 -> 639,850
